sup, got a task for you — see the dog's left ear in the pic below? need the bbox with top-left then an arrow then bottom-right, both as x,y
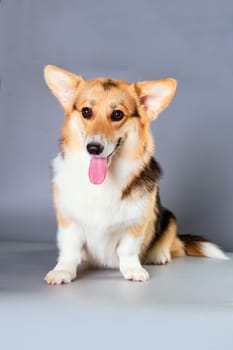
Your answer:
134,78 -> 177,120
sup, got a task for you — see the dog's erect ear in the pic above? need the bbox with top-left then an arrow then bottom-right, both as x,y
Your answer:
44,65 -> 83,115
134,78 -> 177,120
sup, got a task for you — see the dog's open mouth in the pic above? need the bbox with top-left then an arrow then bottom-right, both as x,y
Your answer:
88,138 -> 122,185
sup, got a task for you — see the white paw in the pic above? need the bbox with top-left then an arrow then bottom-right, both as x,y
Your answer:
44,269 -> 76,285
122,266 -> 149,282
154,250 -> 171,265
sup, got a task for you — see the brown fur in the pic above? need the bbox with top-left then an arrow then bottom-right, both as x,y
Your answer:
170,237 -> 186,258
140,189 -> 159,257
102,79 -> 118,90
179,235 -> 207,257
144,217 -> 177,264
128,223 -> 147,238
53,185 -> 71,228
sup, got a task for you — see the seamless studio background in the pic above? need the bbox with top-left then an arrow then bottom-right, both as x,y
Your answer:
0,0 -> 233,250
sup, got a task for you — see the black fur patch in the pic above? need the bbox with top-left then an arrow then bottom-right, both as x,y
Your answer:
179,234 -> 207,243
146,192 -> 176,253
156,206 -> 176,239
121,157 -> 162,199
102,79 -> 118,90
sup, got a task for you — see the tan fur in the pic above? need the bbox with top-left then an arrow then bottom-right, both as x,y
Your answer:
60,116 -> 83,152
171,237 -> 185,258
144,218 -> 177,264
182,241 -> 205,257
185,245 -> 205,257
140,189 -> 158,256
53,185 -> 71,228
128,223 -> 147,238
128,189 -> 157,244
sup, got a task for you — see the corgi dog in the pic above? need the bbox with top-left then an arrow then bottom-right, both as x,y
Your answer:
44,65 -> 228,285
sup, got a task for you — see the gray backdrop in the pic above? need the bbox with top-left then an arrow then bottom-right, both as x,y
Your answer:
0,0 -> 233,250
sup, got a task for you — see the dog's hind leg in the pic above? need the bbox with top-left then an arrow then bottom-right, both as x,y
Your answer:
144,209 -> 184,265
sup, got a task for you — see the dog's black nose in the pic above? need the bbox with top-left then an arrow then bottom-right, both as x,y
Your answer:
86,142 -> 104,156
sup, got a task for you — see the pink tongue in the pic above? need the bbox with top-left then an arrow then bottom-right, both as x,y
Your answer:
88,157 -> 107,185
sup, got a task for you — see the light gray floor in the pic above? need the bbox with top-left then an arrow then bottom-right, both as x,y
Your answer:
0,241 -> 233,350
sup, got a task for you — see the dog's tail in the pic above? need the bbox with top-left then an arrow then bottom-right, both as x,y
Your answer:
177,234 -> 229,260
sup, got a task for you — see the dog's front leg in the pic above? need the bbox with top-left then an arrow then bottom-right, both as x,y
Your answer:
45,222 -> 84,285
117,228 -> 149,282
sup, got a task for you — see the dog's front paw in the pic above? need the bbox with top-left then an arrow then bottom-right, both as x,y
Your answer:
121,266 -> 149,282
44,269 -> 76,285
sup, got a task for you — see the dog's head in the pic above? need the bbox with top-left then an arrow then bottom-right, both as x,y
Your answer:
44,65 -> 176,184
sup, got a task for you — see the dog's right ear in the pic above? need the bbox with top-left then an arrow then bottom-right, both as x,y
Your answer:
44,65 -> 83,115
134,78 -> 177,121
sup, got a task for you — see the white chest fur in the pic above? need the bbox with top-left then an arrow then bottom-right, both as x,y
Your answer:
53,152 -> 148,267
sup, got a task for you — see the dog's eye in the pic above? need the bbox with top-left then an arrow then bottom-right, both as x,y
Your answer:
111,110 -> 124,122
82,107 -> 93,119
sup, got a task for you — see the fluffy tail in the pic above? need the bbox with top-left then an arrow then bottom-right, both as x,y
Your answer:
178,234 -> 229,260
